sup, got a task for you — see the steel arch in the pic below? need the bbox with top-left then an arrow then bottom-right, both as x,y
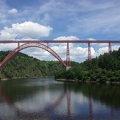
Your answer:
0,43 -> 67,68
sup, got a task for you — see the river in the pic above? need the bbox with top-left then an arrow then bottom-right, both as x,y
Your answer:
0,77 -> 120,120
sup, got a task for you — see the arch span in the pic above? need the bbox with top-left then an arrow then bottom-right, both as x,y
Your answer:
0,43 -> 67,68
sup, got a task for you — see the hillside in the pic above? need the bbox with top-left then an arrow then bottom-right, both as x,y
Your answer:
0,51 -> 63,79
56,48 -> 120,83
0,48 -> 120,82
0,51 -> 79,79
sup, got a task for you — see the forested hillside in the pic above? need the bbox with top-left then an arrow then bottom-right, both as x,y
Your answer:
56,48 -> 120,83
0,48 -> 120,82
0,51 -> 63,79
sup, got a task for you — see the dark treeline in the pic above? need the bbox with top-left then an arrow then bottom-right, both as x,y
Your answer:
56,48 -> 120,83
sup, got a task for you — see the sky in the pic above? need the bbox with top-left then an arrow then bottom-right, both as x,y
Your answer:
0,0 -> 120,62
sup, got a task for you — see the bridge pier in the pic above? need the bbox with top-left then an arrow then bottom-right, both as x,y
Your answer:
0,68 -> 2,81
66,42 -> 71,70
18,42 -> 20,47
66,66 -> 71,71
108,42 -> 112,53
88,42 -> 91,60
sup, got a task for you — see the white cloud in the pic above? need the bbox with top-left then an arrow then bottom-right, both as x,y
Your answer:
98,43 -> 108,47
0,21 -> 53,40
8,8 -> 18,14
21,48 -> 51,59
52,36 -> 79,47
0,43 -> 17,51
87,38 -> 96,41
87,38 -> 108,47
112,45 -> 120,50
96,47 -> 108,56
95,45 -> 120,57
54,36 -> 79,40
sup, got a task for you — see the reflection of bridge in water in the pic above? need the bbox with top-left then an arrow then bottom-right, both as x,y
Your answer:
0,40 -> 120,70
0,84 -> 115,119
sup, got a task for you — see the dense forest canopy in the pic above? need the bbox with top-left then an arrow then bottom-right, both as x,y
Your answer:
56,48 -> 120,83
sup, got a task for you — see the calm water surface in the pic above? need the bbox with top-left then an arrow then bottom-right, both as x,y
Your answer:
0,78 -> 120,120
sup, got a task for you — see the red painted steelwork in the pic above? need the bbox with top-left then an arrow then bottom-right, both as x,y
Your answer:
108,42 -> 112,52
66,42 -> 70,68
88,42 -> 91,60
0,40 -> 120,43
0,43 -> 67,68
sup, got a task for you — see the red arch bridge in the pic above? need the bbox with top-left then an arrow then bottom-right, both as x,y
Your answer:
0,40 -> 120,70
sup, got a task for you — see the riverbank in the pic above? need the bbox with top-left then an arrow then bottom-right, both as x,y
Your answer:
0,76 -> 55,81
0,77 -> 25,81
56,79 -> 120,84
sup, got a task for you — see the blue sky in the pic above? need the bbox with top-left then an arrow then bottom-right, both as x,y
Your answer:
0,0 -> 120,62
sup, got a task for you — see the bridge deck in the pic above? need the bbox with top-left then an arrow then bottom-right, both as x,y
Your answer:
0,40 -> 120,43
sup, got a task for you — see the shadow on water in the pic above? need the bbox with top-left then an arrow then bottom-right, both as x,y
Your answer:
0,78 -> 120,120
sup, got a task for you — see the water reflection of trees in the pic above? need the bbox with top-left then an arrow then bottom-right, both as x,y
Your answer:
68,82 -> 120,108
0,79 -> 42,102
0,78 -> 64,102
